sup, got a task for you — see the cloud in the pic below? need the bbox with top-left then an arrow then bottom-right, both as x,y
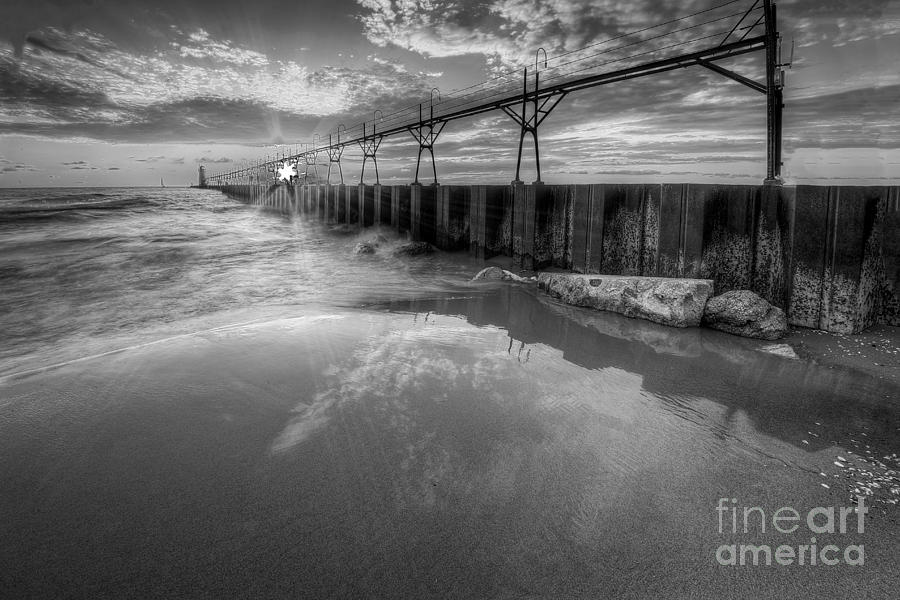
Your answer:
60,158 -> 98,170
784,83 -> 900,150
780,0 -> 900,47
356,0 -> 900,74
0,22 -> 439,144
356,0 -> 756,73
0,0 -> 102,57
358,0 -> 519,63
1,162 -> 39,172
175,28 -> 268,66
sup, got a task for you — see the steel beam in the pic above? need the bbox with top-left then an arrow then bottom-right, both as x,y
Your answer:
698,59 -> 766,94
503,66 -> 568,183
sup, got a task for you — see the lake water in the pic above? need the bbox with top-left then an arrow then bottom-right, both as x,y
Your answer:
1,187 -> 898,598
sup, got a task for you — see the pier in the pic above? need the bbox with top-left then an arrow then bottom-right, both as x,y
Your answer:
210,181 -> 899,334
200,0 -> 898,334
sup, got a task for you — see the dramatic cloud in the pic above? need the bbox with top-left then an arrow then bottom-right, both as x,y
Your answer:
0,0 -> 101,57
357,0 -> 900,68
0,23 -> 437,144
0,0 -> 897,185
357,0 -> 769,72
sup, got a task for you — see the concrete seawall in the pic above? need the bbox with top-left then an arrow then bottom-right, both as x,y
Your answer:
210,181 -> 900,334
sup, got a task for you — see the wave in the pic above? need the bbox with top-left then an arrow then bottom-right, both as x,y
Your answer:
20,192 -> 113,204
0,196 -> 159,224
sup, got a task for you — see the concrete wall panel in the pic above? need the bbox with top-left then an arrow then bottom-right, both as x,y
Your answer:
210,181 -> 900,333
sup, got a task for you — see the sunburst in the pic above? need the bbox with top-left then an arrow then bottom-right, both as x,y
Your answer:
276,161 -> 296,182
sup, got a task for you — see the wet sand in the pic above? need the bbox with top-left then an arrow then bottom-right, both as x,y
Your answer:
1,287 -> 898,599
787,324 -> 900,385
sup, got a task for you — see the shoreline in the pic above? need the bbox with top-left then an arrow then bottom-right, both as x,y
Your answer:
785,323 -> 900,385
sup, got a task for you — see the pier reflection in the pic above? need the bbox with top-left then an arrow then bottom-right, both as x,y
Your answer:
377,285 -> 900,455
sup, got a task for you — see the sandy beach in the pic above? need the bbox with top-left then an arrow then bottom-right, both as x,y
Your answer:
2,282 -> 898,598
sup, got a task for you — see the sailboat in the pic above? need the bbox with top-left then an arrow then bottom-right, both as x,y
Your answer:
160,178 -> 166,188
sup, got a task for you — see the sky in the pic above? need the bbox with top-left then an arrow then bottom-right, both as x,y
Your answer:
0,0 -> 898,187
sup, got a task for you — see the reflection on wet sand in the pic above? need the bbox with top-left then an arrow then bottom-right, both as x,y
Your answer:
380,285 -> 899,456
1,289 -> 898,598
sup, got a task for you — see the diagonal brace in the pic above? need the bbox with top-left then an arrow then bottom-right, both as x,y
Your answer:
698,59 -> 766,94
535,92 -> 567,127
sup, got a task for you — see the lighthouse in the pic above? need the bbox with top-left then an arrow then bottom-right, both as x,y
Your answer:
198,165 -> 207,188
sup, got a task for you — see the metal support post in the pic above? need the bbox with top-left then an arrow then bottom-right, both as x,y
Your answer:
502,50 -> 567,184
407,90 -> 445,185
763,0 -> 784,184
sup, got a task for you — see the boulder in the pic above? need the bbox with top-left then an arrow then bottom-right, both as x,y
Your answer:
354,242 -> 376,255
702,290 -> 788,340
537,273 -> 714,328
472,266 -> 531,282
393,241 -> 434,257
